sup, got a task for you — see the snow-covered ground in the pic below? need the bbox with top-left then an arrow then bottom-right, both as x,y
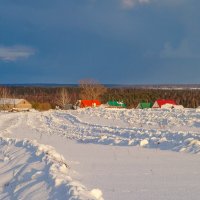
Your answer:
1,107 -> 200,199
0,138 -> 98,200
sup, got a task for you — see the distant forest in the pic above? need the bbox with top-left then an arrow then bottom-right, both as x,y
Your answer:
3,86 -> 200,109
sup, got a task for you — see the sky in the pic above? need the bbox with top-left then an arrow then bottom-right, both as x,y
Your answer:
0,0 -> 200,84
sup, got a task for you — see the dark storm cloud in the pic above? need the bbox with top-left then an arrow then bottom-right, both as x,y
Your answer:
0,0 -> 200,84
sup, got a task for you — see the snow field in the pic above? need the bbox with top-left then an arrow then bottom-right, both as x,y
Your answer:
1,107 -> 200,199
28,108 -> 200,154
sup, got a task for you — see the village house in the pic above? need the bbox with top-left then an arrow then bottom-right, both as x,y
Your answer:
107,101 -> 126,108
152,99 -> 176,108
136,102 -> 153,109
0,98 -> 32,111
79,100 -> 101,108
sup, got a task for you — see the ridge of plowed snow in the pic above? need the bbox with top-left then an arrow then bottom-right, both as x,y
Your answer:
17,108 -> 200,154
0,136 -> 103,200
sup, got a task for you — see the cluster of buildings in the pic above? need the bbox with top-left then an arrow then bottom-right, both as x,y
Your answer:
74,100 -> 126,109
136,99 -> 184,109
75,99 -> 183,109
0,98 -> 183,111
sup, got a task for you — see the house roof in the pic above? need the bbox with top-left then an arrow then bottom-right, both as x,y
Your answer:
0,98 -> 25,105
107,101 -> 126,107
138,102 -> 153,109
155,99 -> 176,107
81,100 -> 101,107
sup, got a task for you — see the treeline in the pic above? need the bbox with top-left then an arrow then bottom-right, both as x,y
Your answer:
4,86 -> 200,109
7,87 -> 79,110
103,88 -> 200,108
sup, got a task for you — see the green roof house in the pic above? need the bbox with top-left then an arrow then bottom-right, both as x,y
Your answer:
107,101 -> 126,108
136,102 -> 153,109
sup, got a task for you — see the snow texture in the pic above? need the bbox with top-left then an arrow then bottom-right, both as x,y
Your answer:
1,107 -> 200,199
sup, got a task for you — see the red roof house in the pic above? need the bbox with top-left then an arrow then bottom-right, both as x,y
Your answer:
80,100 -> 101,108
152,99 -> 176,108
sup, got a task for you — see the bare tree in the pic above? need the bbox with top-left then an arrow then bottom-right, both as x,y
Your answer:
0,87 -> 10,98
79,79 -> 107,100
0,87 -> 11,110
55,88 -> 71,109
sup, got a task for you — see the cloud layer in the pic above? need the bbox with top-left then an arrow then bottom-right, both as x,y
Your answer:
0,0 -> 200,84
0,45 -> 35,62
121,0 -> 150,9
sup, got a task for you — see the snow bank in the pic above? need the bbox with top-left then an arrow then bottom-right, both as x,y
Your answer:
0,136 -> 103,200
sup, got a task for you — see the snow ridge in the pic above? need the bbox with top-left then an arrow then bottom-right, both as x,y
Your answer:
28,109 -> 200,154
0,136 -> 103,200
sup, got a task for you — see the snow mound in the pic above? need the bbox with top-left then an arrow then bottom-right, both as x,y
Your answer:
0,136 -> 103,200
140,139 -> 149,147
90,189 -> 104,200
